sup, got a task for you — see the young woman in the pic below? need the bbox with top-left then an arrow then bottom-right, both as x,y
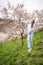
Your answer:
27,18 -> 38,52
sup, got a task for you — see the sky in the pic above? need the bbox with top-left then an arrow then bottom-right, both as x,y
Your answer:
0,0 -> 43,13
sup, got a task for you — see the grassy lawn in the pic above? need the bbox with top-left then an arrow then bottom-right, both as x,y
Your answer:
0,31 -> 43,65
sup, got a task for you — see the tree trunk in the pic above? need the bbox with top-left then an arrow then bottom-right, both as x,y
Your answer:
21,33 -> 24,46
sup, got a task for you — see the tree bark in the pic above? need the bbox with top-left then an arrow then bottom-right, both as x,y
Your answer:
21,33 -> 24,46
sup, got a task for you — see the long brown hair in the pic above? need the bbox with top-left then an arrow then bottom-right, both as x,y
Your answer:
31,19 -> 35,28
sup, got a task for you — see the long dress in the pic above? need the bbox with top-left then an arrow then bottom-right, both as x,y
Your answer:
27,18 -> 38,51
27,24 -> 34,51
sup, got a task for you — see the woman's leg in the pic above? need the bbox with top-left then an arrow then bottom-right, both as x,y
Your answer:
27,31 -> 34,52
31,31 -> 34,49
27,34 -> 32,51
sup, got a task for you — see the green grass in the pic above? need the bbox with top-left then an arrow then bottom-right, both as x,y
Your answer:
0,31 -> 43,65
31,31 -> 43,65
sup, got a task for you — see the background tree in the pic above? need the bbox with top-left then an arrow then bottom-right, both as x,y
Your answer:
0,1 -> 28,46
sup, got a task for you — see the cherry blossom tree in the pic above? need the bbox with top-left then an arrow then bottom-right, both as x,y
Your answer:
14,4 -> 28,46
0,1 -> 28,46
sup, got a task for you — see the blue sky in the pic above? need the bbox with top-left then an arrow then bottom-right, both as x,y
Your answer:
0,0 -> 43,13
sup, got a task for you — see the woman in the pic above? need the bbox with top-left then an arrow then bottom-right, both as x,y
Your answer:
27,18 -> 38,52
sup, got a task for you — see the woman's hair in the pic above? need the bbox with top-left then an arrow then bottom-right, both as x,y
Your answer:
31,19 -> 35,28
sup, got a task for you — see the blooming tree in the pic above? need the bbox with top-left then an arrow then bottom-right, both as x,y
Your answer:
0,1 -> 28,46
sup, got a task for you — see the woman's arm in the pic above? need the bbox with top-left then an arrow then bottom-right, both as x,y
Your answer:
33,18 -> 38,28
